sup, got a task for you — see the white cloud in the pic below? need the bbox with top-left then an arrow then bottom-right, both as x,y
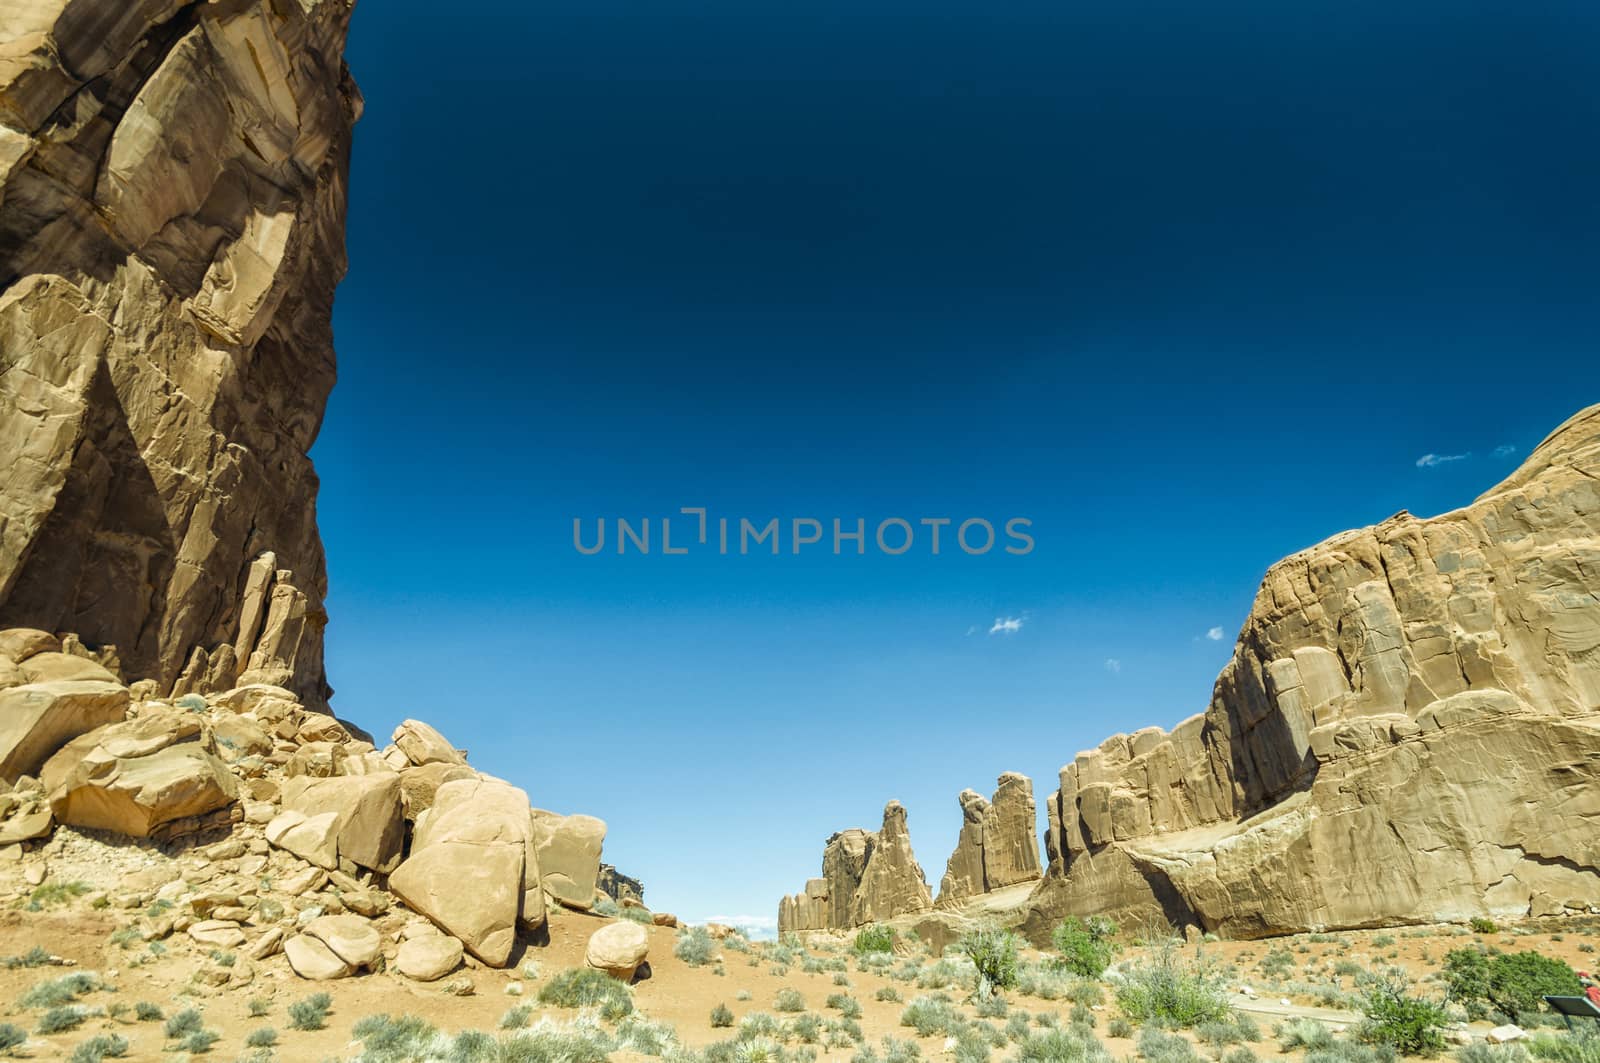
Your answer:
1104,658 -> 1121,674
1206,626 -> 1224,641
1415,452 -> 1470,468
1493,444 -> 1518,458
988,616 -> 1024,636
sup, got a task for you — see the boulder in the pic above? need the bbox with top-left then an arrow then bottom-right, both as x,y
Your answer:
392,719 -> 465,766
388,777 -> 543,966
399,761 -> 476,819
0,680 -> 129,781
585,920 -> 648,980
280,773 -> 404,872
0,806 -> 52,844
395,933 -> 464,981
265,809 -> 340,869
530,809 -> 606,910
0,630 -> 58,662
18,653 -> 118,685
189,920 -> 247,949
284,934 -> 352,980
42,712 -> 238,837
302,914 -> 381,969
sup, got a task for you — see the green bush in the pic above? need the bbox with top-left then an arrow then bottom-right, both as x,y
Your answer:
1445,949 -> 1580,1021
901,994 -> 964,1037
0,1025 -> 24,1053
712,1004 -> 735,1028
1471,918 -> 1499,934
538,968 -> 634,1020
1356,970 -> 1448,1056
351,1014 -> 445,1061
829,993 -> 863,1019
1108,1018 -> 1134,1038
676,927 -> 717,967
37,1006 -> 87,1034
1527,1028 -> 1600,1063
1053,918 -> 1114,979
1115,942 -> 1231,1028
856,925 -> 898,954
288,991 -> 333,1031
1015,1024 -> 1114,1063
179,1029 -> 219,1054
500,1005 -> 533,1030
164,1008 -> 203,1038
246,1027 -> 278,1047
877,986 -> 903,1003
69,1034 -> 129,1062
21,971 -> 100,1008
775,988 -> 805,1013
1278,1019 -> 1337,1052
961,927 -> 1021,997
134,1001 -> 164,1022
1138,1027 -> 1202,1063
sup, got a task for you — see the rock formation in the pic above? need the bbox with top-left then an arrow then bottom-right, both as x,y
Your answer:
935,772 -> 1043,906
1020,403 -> 1600,940
598,863 -> 645,905
0,0 -> 359,709
779,800 -> 933,933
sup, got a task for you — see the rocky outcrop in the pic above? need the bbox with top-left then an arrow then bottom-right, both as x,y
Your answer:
0,0 -> 360,710
1021,403 -> 1600,940
935,772 -> 1043,906
598,863 -> 644,905
530,809 -> 606,911
779,801 -> 933,932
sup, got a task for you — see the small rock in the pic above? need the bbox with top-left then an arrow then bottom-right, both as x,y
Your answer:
396,934 -> 464,982
189,920 -> 247,948
1488,1026 -> 1526,1045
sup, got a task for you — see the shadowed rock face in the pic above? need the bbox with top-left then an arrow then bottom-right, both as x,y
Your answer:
0,0 -> 358,709
1025,403 -> 1600,940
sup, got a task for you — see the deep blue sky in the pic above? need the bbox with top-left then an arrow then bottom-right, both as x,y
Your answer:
317,0 -> 1599,929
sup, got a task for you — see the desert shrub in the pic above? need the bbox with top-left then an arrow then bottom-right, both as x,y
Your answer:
1053,918 -> 1116,979
618,1013 -> 679,1055
288,991 -> 334,1031
620,906 -> 654,924
164,1008 -> 203,1038
677,927 -> 718,967
1017,963 -> 1076,1001
1070,1003 -> 1095,1028
1279,1019 -> 1337,1052
1458,1045 -> 1532,1063
953,1026 -> 993,1063
1138,1027 -> 1201,1063
25,880 -> 91,909
790,1013 -> 824,1044
976,993 -> 1008,1018
1527,1029 -> 1600,1063
877,986 -> 903,1003
775,989 -> 806,1013
593,896 -> 620,917
1445,949 -> 1580,1022
901,994 -> 964,1037
179,1028 -> 220,1054
538,967 -> 634,1020
960,927 -> 1021,997
1260,947 -> 1297,982
350,1014 -> 448,1060
38,1005 -> 88,1034
246,1027 -> 278,1047
856,926 -> 897,954
0,1025 -> 24,1053
133,1001 -> 163,1022
502,1005 -> 534,1029
712,1004 -> 736,1028
1471,918 -> 1500,934
1199,1017 -> 1253,1049
1356,970 -> 1448,1056
21,971 -> 101,1008
1374,935 -> 1397,948
1108,1018 -> 1134,1038
1115,942 -> 1231,1028
1,945 -> 53,968
69,1034 -> 129,1062
828,994 -> 863,1019
739,1012 -> 782,1040
1015,1024 -> 1114,1063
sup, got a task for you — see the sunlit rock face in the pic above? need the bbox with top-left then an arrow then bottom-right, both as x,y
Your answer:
1026,403 -> 1600,939
0,0 -> 359,709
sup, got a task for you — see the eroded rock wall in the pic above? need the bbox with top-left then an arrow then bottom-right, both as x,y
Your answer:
0,0 -> 358,709
1026,403 -> 1600,939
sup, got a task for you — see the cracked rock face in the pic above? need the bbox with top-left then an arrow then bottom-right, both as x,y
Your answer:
0,0 -> 358,709
936,772 -> 1043,907
779,801 -> 932,932
1024,403 -> 1600,939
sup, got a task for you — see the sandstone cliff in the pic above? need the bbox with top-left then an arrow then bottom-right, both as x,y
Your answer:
0,0 -> 358,708
1024,403 -> 1600,939
779,800 -> 933,933
936,772 -> 1043,907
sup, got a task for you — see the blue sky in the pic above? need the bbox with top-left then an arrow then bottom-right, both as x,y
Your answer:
316,0 -> 1599,929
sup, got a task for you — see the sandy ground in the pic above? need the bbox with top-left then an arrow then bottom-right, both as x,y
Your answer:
0,854 -> 1595,1062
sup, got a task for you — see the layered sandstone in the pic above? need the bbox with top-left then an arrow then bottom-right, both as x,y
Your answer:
1022,403 -> 1600,939
0,0 -> 359,709
936,772 -> 1043,906
779,800 -> 932,932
